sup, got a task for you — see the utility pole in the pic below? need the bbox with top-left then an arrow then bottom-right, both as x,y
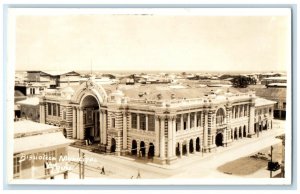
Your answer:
270,146 -> 273,178
79,149 -> 81,179
82,153 -> 85,179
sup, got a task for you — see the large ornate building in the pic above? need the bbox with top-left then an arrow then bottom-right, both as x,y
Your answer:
39,78 -> 276,164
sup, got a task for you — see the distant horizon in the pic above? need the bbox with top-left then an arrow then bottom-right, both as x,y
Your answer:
15,69 -> 287,74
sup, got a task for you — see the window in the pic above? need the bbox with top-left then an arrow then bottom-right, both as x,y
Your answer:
53,104 -> 57,116
148,115 -> 155,131
111,118 -> 116,128
197,112 -> 201,127
216,108 -> 225,125
57,105 -> 60,117
176,116 -> 181,131
283,102 -> 286,109
140,114 -> 146,130
13,155 -> 20,178
131,113 -> 137,129
190,113 -> 194,128
235,107 -> 238,118
48,103 -> 52,115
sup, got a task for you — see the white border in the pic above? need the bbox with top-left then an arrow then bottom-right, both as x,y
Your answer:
5,7 -> 293,186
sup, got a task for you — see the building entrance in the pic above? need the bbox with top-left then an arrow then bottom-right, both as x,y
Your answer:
215,133 -> 223,147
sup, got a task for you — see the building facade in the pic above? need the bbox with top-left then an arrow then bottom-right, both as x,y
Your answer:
13,120 -> 74,179
39,79 -> 276,165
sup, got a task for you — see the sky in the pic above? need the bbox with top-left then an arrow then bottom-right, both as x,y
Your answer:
14,11 -> 290,72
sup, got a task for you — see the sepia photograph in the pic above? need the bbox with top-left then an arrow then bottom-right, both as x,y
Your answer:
5,7 -> 292,186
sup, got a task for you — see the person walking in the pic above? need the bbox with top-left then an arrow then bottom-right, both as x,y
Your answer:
137,170 -> 141,179
100,166 -> 105,175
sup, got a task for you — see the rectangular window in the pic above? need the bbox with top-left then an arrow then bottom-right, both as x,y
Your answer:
148,115 -> 155,131
131,113 -> 137,129
176,116 -> 181,131
111,118 -> 115,128
283,102 -> 286,109
48,103 -> 52,115
53,104 -> 57,116
57,105 -> 60,117
190,113 -> 194,128
140,114 -> 146,130
197,112 -> 201,127
13,155 -> 20,178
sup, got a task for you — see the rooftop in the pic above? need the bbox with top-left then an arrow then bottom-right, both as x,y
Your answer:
16,97 -> 40,106
14,120 -> 60,136
14,132 -> 74,153
255,97 -> 277,107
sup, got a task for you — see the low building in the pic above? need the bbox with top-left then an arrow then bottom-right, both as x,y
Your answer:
254,88 -> 286,120
39,79 -> 276,165
13,120 -> 74,179
16,97 -> 40,122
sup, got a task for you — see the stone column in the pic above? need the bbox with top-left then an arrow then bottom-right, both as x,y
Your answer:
79,108 -> 84,140
72,107 -> 77,139
39,103 -> 45,123
146,114 -> 148,131
186,141 -> 190,156
181,114 -> 184,131
179,142 -> 183,158
194,112 -> 197,129
203,111 -> 208,149
76,107 -> 80,139
122,112 -> 127,150
193,138 -> 196,153
167,117 -> 172,158
99,110 -> 103,144
187,113 -> 190,130
248,102 -> 255,137
136,140 -> 140,157
145,144 -> 149,157
233,106 -> 235,119
103,110 -> 107,144
154,116 -> 160,157
137,114 -> 140,130
223,129 -> 227,145
172,118 -> 176,157
160,116 -> 165,159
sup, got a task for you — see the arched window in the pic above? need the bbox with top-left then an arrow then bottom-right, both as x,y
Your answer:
216,108 -> 225,125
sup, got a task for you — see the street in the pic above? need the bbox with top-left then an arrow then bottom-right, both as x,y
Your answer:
60,120 -> 285,179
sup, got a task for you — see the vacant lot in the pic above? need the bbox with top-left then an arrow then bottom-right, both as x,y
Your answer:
217,143 -> 283,176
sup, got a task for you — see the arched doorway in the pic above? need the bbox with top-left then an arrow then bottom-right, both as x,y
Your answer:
182,143 -> 187,155
80,95 -> 100,143
196,137 -> 201,152
189,139 -> 194,153
176,143 -> 180,156
234,128 -> 238,140
111,138 -> 116,153
216,133 -> 223,147
131,140 -> 137,155
63,128 -> 67,138
148,143 -> 155,158
140,141 -> 145,157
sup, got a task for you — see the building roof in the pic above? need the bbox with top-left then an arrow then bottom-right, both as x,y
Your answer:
28,70 -> 80,76
14,132 -> 74,153
16,97 -> 40,106
14,120 -> 60,135
254,88 -> 286,101
15,90 -> 25,97
255,97 -> 277,107
114,84 -> 241,101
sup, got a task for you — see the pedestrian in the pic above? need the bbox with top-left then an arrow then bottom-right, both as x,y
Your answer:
100,166 -> 105,175
137,170 -> 141,179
